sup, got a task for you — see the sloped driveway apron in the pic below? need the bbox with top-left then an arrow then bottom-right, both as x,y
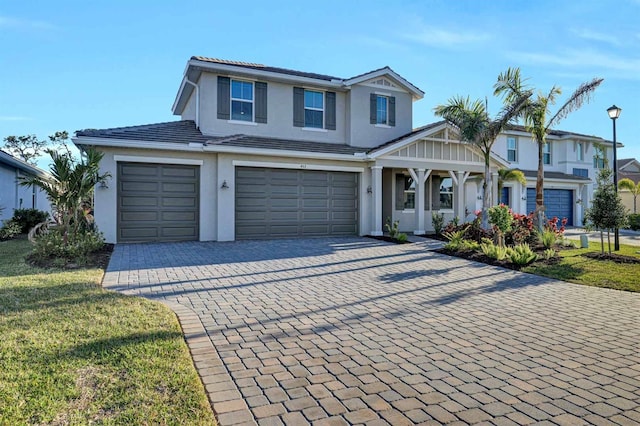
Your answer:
104,238 -> 640,425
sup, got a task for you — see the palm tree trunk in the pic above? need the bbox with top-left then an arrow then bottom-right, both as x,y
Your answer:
535,142 -> 545,232
482,154 -> 491,229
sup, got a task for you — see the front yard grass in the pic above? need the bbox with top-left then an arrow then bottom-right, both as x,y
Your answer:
0,237 -> 215,425
523,240 -> 640,292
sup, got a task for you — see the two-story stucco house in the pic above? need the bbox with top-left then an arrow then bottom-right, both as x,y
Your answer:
0,150 -> 51,222
73,56 -> 612,243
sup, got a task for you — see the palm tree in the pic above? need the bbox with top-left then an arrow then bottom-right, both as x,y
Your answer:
434,82 -> 531,229
494,68 -> 603,229
618,178 -> 640,213
497,168 -> 526,203
20,147 -> 110,241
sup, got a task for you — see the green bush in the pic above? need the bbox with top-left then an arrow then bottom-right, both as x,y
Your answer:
432,212 -> 445,235
507,243 -> 538,265
480,239 -> 509,260
0,220 -> 22,241
459,239 -> 479,251
628,213 -> 640,231
396,233 -> 408,243
543,248 -> 556,261
33,228 -> 105,264
11,208 -> 50,233
385,217 -> 399,239
539,229 -> 557,249
443,229 -> 465,250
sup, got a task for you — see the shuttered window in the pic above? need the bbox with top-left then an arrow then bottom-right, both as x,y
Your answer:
218,76 -> 267,123
293,88 -> 336,130
231,80 -> 253,122
370,94 -> 395,126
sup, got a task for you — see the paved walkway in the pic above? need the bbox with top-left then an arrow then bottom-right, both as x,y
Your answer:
104,238 -> 640,425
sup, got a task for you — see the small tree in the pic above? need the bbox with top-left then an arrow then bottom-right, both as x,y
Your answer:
618,178 -> 640,214
488,204 -> 513,247
585,168 -> 627,254
2,135 -> 47,164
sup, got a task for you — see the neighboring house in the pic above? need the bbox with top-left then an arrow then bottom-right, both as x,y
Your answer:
494,126 -> 617,226
617,158 -> 640,213
0,150 -> 51,222
73,56 -> 611,243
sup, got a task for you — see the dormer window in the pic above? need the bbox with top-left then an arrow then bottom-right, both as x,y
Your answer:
304,90 -> 324,128
231,80 -> 254,122
370,93 -> 395,127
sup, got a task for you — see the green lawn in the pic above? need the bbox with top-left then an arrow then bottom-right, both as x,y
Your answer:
524,240 -> 640,292
0,238 -> 216,425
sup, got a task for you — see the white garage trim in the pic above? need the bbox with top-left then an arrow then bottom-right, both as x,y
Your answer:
113,155 -> 204,166
232,160 -> 364,173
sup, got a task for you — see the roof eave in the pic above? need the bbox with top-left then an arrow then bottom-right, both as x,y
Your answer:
344,67 -> 425,100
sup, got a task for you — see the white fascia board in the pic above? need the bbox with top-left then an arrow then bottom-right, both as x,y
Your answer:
232,160 -> 364,173
202,144 -> 366,162
489,152 -> 510,168
72,136 -> 205,153
188,59 -> 345,90
172,77 -> 192,115
344,68 -> 424,99
369,123 -> 449,158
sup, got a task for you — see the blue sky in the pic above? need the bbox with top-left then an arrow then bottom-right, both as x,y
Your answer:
2,0 -> 639,165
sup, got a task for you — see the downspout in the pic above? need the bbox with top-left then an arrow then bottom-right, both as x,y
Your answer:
184,77 -> 200,129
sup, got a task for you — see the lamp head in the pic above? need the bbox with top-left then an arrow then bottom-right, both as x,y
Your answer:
607,105 -> 622,120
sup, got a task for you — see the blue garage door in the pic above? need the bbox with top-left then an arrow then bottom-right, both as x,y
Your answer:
526,188 -> 573,225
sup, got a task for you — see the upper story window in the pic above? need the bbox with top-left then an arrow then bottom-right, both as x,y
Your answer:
507,137 -> 518,162
594,145 -> 606,169
543,143 -> 551,165
231,80 -> 253,122
304,90 -> 324,128
577,142 -> 584,161
217,76 -> 267,124
370,93 -> 395,127
293,87 -> 336,130
376,96 -> 388,125
440,177 -> 454,210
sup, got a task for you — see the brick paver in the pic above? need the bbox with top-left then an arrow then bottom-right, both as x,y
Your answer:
104,237 -> 640,425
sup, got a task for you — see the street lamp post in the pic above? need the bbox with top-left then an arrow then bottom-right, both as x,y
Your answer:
607,104 -> 622,251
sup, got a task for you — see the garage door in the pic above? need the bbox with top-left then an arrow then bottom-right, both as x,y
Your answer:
117,162 -> 199,242
235,167 -> 358,239
526,188 -> 573,226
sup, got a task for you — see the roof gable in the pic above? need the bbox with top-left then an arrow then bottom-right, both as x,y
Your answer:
0,150 -> 48,178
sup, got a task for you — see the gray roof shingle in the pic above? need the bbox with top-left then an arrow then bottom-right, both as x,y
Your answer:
210,135 -> 363,155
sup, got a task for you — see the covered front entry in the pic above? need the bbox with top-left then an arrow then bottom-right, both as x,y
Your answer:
117,162 -> 200,243
235,167 -> 358,239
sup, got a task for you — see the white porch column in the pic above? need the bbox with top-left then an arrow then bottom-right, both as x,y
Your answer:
415,169 -> 426,235
491,171 -> 499,206
371,166 -> 383,236
456,171 -> 466,220
576,184 -> 585,226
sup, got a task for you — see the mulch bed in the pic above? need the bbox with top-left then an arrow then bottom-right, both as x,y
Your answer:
582,252 -> 640,264
366,235 -> 412,244
435,244 -> 562,270
27,244 -> 115,269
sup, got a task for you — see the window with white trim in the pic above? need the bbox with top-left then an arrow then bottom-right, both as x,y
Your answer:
396,174 -> 416,210
543,143 -> 551,165
594,145 -> 606,169
376,95 -> 389,125
577,142 -> 584,161
304,90 -> 324,128
440,178 -> 454,209
507,137 -> 517,162
231,80 -> 254,121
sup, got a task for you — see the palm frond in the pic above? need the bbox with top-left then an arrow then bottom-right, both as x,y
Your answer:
547,78 -> 603,129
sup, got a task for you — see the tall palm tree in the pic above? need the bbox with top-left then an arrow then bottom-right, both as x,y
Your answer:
434,84 -> 531,229
20,147 -> 110,241
618,178 -> 640,213
497,168 -> 527,202
494,68 -> 603,229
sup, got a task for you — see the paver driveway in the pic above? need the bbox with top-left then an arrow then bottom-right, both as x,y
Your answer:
104,237 -> 640,425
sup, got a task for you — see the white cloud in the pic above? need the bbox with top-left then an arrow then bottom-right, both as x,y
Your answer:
571,28 -> 622,46
0,16 -> 56,31
509,49 -> 640,78
401,27 -> 492,48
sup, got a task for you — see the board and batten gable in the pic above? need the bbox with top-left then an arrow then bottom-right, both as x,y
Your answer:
347,80 -> 413,149
183,71 -> 349,144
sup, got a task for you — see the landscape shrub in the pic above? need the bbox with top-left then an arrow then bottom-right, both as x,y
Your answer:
545,216 -> 568,237
628,213 -> 640,231
0,220 -> 22,241
443,216 -> 492,243
505,213 -> 537,246
539,229 -> 557,249
507,243 -> 538,265
432,212 -> 445,235
543,248 -> 556,260
443,230 -> 465,250
11,208 -> 50,233
480,239 -> 509,260
33,228 -> 104,264
385,217 -> 400,239
396,233 -> 408,243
